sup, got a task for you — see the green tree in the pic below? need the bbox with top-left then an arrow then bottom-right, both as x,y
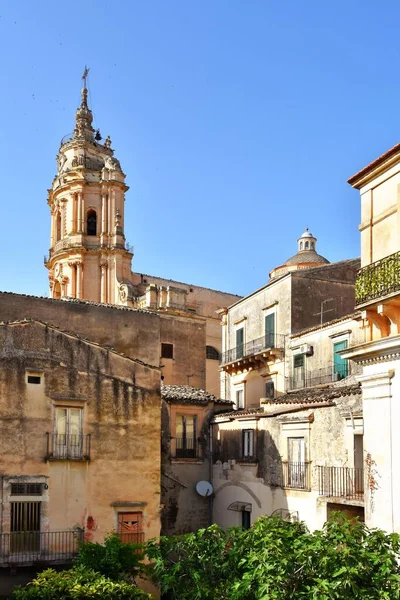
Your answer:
144,514 -> 400,600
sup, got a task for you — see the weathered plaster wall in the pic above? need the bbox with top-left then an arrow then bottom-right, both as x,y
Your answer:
291,260 -> 360,334
0,321 -> 161,543
161,401 -> 213,535
0,292 -> 160,367
212,398 -> 362,532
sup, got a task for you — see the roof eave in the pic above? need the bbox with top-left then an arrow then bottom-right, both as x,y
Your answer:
348,143 -> 400,189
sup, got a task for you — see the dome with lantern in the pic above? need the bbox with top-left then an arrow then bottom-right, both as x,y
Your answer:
269,229 -> 330,279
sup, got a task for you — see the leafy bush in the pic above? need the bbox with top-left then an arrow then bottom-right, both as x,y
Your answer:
76,533 -> 143,581
144,514 -> 400,600
11,566 -> 151,600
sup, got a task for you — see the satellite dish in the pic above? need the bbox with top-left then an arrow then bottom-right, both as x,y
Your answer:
196,480 -> 213,497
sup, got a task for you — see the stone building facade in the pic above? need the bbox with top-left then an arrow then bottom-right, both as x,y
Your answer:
44,75 -> 240,394
343,142 -> 400,533
213,232 -> 365,531
0,319 -> 161,565
161,385 -> 232,536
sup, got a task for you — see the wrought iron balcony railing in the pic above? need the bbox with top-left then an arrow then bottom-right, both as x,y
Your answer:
355,250 -> 400,306
287,362 -> 353,391
46,433 -> 91,461
317,466 -> 364,500
171,437 -> 201,459
220,333 -> 285,366
282,461 -> 311,491
0,529 -> 83,566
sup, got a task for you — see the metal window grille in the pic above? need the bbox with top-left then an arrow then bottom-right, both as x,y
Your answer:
11,484 -> 42,496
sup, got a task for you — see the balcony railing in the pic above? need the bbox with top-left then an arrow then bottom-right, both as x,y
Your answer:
220,333 -> 285,366
355,250 -> 400,306
281,461 -> 311,491
287,363 -> 352,391
0,529 -> 83,566
46,433 -> 91,461
317,466 -> 364,500
171,437 -> 201,459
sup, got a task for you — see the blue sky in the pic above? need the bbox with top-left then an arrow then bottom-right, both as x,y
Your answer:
0,1 -> 398,297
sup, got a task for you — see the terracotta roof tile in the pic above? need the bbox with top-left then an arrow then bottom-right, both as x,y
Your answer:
161,384 -> 232,405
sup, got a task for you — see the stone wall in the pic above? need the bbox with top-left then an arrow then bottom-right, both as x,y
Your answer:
0,320 -> 161,544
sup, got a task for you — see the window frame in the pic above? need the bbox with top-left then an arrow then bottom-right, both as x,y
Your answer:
161,343 -> 174,359
242,429 -> 255,459
206,346 -> 220,360
175,414 -> 197,459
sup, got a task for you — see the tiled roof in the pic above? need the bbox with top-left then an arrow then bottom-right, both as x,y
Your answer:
262,383 -> 361,405
215,407 -> 264,418
161,385 -> 232,405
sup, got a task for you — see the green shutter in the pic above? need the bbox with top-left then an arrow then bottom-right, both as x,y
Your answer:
333,340 -> 348,379
265,314 -> 275,347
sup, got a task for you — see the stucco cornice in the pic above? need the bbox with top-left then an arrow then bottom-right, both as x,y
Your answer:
342,335 -> 400,365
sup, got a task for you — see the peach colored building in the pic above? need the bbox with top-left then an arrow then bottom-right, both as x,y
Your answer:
0,319 -> 161,566
44,74 -> 240,395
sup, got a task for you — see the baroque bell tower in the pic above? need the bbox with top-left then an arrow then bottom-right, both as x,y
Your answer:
45,68 -> 133,304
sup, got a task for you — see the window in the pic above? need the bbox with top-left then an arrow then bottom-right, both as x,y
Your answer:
175,415 -> 196,458
287,437 -> 307,489
54,407 -> 83,459
235,389 -> 244,410
265,381 -> 275,399
11,483 -> 42,496
305,241 -> 309,249
265,313 -> 275,348
27,376 -> 41,385
206,346 -> 220,360
292,354 -> 305,389
117,511 -> 144,545
333,340 -> 348,380
56,211 -> 62,242
236,327 -> 244,359
300,241 -> 304,250
86,210 -> 97,236
161,343 -> 174,359
242,429 -> 254,458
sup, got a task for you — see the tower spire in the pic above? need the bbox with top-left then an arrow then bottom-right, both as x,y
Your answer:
74,67 -> 95,141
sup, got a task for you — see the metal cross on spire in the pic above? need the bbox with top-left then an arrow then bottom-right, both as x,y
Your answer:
82,66 -> 90,88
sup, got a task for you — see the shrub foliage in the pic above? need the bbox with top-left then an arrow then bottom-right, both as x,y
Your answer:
145,514 -> 400,600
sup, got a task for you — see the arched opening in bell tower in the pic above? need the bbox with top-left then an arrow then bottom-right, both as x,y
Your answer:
56,212 -> 62,242
53,281 -> 61,299
87,210 -> 97,236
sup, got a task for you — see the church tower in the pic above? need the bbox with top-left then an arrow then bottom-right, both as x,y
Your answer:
45,69 -> 133,304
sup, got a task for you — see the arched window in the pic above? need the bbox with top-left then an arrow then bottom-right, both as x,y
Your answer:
206,346 -> 220,360
305,241 -> 309,250
311,242 -> 314,250
300,242 -> 303,250
56,212 -> 62,242
87,210 -> 97,236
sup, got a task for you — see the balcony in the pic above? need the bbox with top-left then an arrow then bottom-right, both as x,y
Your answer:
220,333 -> 285,374
355,250 -> 400,307
317,466 -> 364,501
281,461 -> 311,491
287,363 -> 353,391
171,437 -> 202,460
0,529 -> 83,566
46,433 -> 91,461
